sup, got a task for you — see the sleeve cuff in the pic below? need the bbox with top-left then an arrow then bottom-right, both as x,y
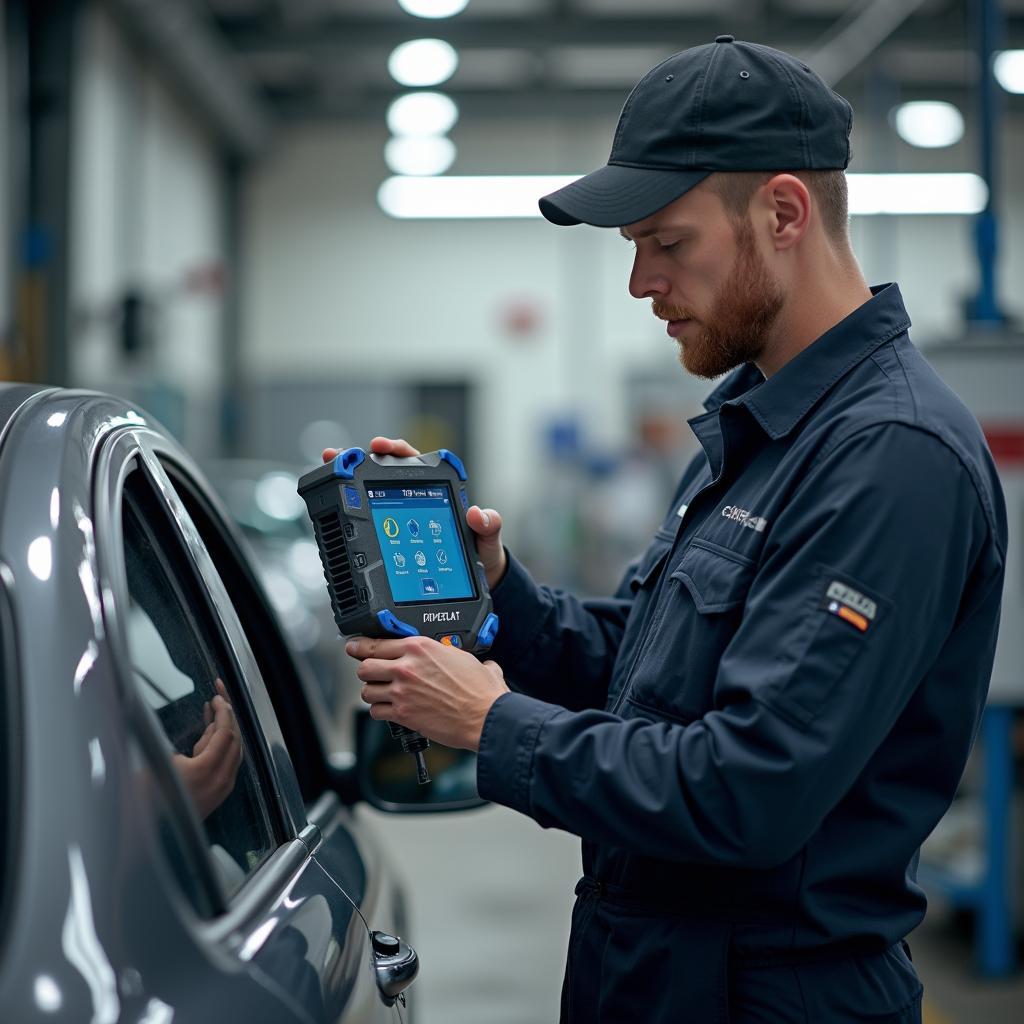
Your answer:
477,691 -> 561,816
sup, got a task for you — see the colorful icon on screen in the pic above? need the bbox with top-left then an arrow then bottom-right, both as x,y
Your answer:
414,550 -> 427,567
383,517 -> 400,538
407,519 -> 420,538
393,552 -> 406,568
436,549 -> 448,565
421,578 -> 439,596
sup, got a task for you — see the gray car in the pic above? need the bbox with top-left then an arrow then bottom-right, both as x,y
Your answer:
0,383 -> 482,1023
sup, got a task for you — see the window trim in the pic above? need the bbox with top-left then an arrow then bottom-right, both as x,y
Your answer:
159,455 -> 336,806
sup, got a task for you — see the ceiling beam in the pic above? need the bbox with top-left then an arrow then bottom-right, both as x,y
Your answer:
107,0 -> 272,157
217,10 -> 1024,54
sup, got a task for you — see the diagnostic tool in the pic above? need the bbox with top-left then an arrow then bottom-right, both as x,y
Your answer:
297,448 -> 498,784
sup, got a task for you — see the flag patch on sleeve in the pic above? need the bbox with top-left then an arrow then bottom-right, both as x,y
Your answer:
821,580 -> 877,633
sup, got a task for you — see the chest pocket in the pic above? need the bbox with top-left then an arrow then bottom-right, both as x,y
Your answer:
626,540 -> 756,724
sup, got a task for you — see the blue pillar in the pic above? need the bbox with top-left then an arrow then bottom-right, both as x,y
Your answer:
979,704 -> 1014,976
968,0 -> 1007,325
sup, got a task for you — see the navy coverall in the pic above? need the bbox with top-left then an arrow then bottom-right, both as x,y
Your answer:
476,285 -> 1007,1023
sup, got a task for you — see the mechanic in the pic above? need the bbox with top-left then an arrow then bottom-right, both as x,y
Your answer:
339,38 -> 1007,1024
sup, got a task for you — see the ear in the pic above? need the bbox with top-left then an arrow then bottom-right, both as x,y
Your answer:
762,174 -> 811,252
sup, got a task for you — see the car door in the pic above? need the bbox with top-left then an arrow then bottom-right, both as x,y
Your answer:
96,428 -> 407,1023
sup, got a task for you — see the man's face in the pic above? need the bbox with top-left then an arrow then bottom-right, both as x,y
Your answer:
621,185 -> 785,379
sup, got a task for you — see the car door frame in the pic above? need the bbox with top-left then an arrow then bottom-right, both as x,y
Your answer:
94,426 -> 403,1021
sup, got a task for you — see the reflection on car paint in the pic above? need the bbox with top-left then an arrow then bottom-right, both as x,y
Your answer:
33,974 -> 62,1013
240,916 -> 280,962
62,845 -> 120,1023
27,536 -> 52,581
73,500 -> 105,640
73,641 -> 99,694
88,738 -> 106,786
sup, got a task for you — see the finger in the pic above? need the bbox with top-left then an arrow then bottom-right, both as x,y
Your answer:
214,678 -> 229,701
466,505 -> 503,537
368,701 -> 394,722
212,695 -> 235,733
369,436 -> 421,458
203,700 -> 213,727
360,682 -> 394,705
356,658 -> 402,683
193,721 -> 216,756
346,636 -> 409,661
322,447 -> 340,463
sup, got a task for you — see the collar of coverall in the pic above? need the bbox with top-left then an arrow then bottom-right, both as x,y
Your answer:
700,282 -> 912,440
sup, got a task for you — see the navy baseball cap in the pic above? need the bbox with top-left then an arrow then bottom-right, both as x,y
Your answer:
539,36 -> 853,228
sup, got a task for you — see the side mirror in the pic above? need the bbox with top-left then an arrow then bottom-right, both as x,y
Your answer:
353,710 -> 487,813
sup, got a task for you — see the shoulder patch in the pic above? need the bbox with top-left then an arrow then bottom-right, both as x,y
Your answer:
822,579 -> 877,633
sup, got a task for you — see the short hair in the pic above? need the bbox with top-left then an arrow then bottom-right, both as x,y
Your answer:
707,170 -> 850,245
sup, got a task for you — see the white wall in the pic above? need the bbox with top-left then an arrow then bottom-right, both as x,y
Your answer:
243,101 -> 1024,520
69,3 -> 225,457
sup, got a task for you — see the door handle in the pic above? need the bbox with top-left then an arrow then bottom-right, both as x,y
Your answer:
371,931 -> 419,1006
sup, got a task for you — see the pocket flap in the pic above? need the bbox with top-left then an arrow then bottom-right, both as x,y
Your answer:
672,543 -> 755,613
628,530 -> 675,593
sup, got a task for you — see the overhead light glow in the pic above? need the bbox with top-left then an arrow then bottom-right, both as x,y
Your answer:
386,92 -> 459,137
378,173 -> 988,219
994,50 -> 1024,94
379,175 -> 577,219
892,101 -> 964,148
385,136 -> 456,176
388,39 -> 459,87
255,472 -> 303,520
398,0 -> 469,18
848,173 -> 987,215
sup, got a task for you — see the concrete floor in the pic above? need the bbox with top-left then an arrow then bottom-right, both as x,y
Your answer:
364,803 -> 1023,1024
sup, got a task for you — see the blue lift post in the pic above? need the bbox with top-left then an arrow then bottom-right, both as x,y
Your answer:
918,0 -> 1016,979
971,0 -> 1015,979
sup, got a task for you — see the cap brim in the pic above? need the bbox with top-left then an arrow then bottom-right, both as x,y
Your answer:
539,165 -> 711,227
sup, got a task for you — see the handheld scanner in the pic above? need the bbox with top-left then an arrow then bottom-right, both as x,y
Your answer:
297,448 -> 499,654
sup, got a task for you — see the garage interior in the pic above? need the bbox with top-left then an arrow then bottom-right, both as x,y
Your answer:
4,1 -> 1024,1022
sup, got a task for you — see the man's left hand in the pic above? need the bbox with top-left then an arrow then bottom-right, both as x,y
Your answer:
347,637 -> 509,751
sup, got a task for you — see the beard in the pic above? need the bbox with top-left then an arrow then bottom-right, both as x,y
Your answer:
653,218 -> 785,379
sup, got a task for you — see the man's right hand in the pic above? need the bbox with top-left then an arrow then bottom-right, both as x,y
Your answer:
322,436 -> 508,590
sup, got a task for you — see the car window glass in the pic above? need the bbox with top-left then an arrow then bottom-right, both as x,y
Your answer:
162,461 -> 336,805
121,466 -> 277,901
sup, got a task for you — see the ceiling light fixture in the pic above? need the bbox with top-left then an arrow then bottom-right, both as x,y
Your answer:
993,50 -> 1024,94
378,173 -> 988,219
891,101 -> 965,148
385,136 -> 457,176
386,92 -> 459,137
397,0 -> 470,19
388,39 -> 459,87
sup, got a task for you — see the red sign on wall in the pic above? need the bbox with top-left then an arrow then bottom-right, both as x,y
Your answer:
981,424 -> 1024,466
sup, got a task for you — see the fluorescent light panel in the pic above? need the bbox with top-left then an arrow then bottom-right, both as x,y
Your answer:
994,50 -> 1024,94
378,174 -> 989,219
891,101 -> 964,148
385,136 -> 457,176
388,39 -> 459,88
386,92 -> 459,137
398,0 -> 469,18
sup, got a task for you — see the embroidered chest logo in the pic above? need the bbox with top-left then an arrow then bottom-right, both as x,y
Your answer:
822,580 -> 877,633
720,505 -> 768,533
